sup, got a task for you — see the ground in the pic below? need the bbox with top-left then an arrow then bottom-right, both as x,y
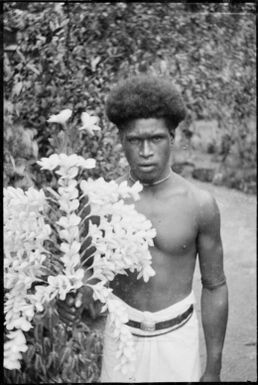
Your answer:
191,178 -> 256,382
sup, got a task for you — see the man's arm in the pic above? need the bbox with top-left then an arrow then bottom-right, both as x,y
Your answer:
197,191 -> 228,382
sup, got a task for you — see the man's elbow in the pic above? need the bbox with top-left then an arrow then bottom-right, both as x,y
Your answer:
201,275 -> 227,291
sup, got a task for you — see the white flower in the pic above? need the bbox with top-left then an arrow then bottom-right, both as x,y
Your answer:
138,264 -> 156,282
25,188 -> 46,210
4,145 -> 158,374
47,275 -> 73,301
79,112 -> 101,134
38,153 -> 96,175
46,271 -> 84,301
47,109 -> 72,125
4,330 -> 28,370
32,285 -> 48,311
6,316 -> 32,332
59,227 -> 79,242
56,166 -> 79,179
37,153 -> 60,170
57,213 -> 81,228
89,281 -> 112,303
106,296 -> 136,374
66,268 -> 84,289
58,184 -> 79,199
78,158 -> 96,169
60,241 -> 81,256
118,180 -> 142,201
59,198 -> 79,213
60,153 -> 78,166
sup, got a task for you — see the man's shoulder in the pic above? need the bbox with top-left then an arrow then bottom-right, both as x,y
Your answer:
188,182 -> 220,229
174,173 -> 219,217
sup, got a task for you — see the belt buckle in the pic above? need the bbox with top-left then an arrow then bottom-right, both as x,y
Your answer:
140,320 -> 156,332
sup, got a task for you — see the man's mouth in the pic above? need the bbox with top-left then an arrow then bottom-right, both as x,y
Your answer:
138,164 -> 155,171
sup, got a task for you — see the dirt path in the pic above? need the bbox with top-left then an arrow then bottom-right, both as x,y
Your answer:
191,178 -> 256,382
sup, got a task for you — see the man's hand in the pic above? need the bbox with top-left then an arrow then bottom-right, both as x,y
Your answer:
57,286 -> 103,327
200,371 -> 221,382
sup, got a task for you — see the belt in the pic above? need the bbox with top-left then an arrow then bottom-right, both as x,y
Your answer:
126,304 -> 193,332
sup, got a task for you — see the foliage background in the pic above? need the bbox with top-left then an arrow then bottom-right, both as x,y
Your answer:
4,1 -> 256,193
3,1 -> 256,383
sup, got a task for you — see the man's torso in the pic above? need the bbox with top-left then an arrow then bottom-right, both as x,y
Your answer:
110,172 -> 204,311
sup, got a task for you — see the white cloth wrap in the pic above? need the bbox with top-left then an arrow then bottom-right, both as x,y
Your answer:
100,291 -> 201,382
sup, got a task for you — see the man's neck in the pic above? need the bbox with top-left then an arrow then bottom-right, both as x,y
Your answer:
129,169 -> 172,186
128,169 -> 174,194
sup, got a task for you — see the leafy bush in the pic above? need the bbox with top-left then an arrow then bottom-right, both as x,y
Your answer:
4,314 -> 103,383
4,2 -> 256,193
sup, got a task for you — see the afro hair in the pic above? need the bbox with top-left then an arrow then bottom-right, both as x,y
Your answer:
105,74 -> 187,131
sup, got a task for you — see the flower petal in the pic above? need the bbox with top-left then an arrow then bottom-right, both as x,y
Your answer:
47,109 -> 72,125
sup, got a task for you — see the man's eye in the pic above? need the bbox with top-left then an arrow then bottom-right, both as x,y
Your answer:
152,137 -> 162,142
128,138 -> 139,144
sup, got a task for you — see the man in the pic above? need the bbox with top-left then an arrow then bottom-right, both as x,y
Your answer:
58,75 -> 228,382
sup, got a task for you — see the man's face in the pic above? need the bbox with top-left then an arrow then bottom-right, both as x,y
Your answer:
120,118 -> 173,184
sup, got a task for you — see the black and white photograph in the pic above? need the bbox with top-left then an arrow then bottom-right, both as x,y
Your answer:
3,1 -> 256,383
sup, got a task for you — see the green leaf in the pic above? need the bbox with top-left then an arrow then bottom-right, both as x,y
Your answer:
60,346 -> 72,366
12,82 -> 23,96
26,63 -> 41,75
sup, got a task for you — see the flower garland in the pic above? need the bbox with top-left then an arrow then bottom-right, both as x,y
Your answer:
4,110 -> 157,375
4,187 -> 51,369
4,153 -> 156,374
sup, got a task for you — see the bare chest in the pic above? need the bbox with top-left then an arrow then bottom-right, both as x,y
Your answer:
134,192 -> 198,256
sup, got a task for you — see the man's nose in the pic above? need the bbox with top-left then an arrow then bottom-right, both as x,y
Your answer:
140,140 -> 153,157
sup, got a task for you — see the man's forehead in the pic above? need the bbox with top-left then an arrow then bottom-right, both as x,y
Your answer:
125,118 -> 169,136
